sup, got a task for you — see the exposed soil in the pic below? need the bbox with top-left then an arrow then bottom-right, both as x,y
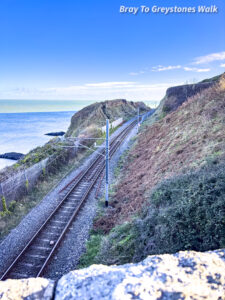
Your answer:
94,77 -> 225,233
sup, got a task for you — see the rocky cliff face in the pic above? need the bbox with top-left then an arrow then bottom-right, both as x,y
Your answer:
1,249 -> 224,299
66,99 -> 149,137
153,72 -> 225,121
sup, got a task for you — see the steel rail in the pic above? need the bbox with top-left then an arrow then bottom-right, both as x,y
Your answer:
0,119 -> 137,280
37,120 -> 137,276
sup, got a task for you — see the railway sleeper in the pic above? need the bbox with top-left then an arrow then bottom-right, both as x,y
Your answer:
47,224 -> 65,231
71,190 -> 84,196
59,210 -> 73,216
50,219 -> 67,225
17,261 -> 41,269
51,214 -> 71,222
61,197 -> 78,204
66,197 -> 82,203
54,213 -> 73,221
9,264 -> 42,278
60,180 -> 88,196
24,253 -> 46,260
79,182 -> 89,187
8,272 -> 29,279
60,206 -> 76,211
20,258 -> 45,267
35,238 -> 57,247
30,245 -> 52,252
38,231 -> 61,238
59,206 -> 77,212
62,197 -> 81,202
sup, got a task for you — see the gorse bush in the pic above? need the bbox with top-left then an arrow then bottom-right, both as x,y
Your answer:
96,160 -> 225,265
134,161 -> 225,261
0,196 -> 10,217
79,234 -> 103,268
1,196 -> 9,214
95,222 -> 137,265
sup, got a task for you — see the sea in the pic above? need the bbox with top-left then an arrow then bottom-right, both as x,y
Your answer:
0,100 -> 96,171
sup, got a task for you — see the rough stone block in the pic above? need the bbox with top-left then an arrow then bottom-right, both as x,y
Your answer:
0,278 -> 54,300
55,249 -> 225,299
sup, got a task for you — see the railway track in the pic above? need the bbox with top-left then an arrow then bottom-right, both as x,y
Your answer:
1,119 -> 137,280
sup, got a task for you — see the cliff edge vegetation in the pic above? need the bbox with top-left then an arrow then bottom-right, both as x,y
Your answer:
66,99 -> 149,138
152,73 -> 224,122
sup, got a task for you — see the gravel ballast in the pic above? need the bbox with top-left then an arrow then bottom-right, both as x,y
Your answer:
0,118 -> 139,279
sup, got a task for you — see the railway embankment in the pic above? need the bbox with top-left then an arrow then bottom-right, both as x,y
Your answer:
0,99 -> 149,240
0,113 -> 147,281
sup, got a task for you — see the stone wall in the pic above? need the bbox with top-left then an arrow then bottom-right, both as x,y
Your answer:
0,249 -> 224,299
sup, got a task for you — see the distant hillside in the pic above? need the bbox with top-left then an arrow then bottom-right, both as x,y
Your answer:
153,72 -> 225,121
66,99 -> 149,137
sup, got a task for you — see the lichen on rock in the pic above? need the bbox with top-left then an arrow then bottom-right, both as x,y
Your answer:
0,249 -> 224,299
55,249 -> 225,299
0,278 -> 54,300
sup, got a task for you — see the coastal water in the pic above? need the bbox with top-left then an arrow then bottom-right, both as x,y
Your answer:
0,100 -> 99,171
0,100 -> 96,113
0,99 -> 152,171
0,111 -> 76,170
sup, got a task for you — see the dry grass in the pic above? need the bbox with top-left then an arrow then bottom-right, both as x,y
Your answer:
94,76 -> 225,233
0,149 -> 92,241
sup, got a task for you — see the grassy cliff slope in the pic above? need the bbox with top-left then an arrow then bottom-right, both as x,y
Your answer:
66,99 -> 149,137
80,73 -> 225,267
152,72 -> 224,122
96,74 -> 225,230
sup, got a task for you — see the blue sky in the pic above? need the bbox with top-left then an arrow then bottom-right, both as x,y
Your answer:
0,0 -> 225,103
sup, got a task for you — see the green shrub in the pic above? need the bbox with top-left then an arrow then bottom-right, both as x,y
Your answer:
96,160 -> 225,265
1,196 -> 10,215
25,179 -> 29,190
42,167 -> 46,176
79,234 -> 103,268
95,222 -> 137,265
8,200 -> 17,212
133,160 -> 225,261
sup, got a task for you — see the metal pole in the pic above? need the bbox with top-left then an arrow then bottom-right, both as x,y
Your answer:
137,107 -> 140,133
105,119 -> 109,207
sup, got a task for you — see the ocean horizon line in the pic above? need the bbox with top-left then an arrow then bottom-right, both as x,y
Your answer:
0,110 -> 77,114
0,99 -> 153,114
0,99 -> 97,113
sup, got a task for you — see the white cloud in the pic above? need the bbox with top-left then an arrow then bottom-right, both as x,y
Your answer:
152,65 -> 181,72
151,64 -> 210,73
184,67 -> 210,72
85,81 -> 135,87
196,68 -> 211,73
193,51 -> 225,65
129,71 -> 145,76
220,63 -> 225,68
1,81 -> 181,102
